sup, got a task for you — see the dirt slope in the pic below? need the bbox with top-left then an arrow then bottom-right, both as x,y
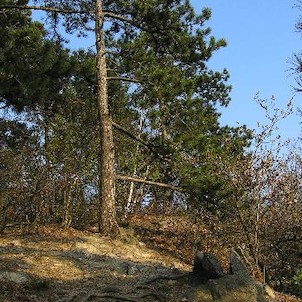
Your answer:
0,225 -> 300,302
0,225 -> 192,302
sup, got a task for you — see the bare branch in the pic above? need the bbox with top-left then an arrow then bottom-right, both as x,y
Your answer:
0,5 -> 158,35
112,121 -> 154,150
112,121 -> 171,162
102,10 -> 150,32
105,50 -> 121,56
103,11 -> 134,23
0,6 -> 147,30
116,175 -> 185,192
107,76 -> 144,84
0,5 -> 162,44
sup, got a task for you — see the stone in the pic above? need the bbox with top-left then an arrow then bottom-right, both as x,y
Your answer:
229,249 -> 251,282
193,274 -> 267,302
0,271 -> 29,284
193,251 -> 224,281
192,250 -> 268,302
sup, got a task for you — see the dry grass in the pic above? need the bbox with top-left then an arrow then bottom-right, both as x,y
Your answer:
130,213 -> 302,302
0,224 -> 191,302
0,223 -> 301,302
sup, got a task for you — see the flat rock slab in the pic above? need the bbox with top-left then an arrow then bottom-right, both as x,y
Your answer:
0,271 -> 29,284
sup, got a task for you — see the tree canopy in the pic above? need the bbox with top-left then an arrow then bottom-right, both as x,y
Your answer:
0,0 -> 252,229
0,1 -> 301,299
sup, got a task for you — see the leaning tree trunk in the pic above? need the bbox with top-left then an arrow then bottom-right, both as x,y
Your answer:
95,0 -> 119,238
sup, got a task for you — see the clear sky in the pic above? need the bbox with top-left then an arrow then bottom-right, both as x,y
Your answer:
31,1 -> 302,141
191,0 -> 301,140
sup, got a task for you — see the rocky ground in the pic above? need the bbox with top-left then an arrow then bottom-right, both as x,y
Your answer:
0,225 -> 301,302
0,225 -> 193,302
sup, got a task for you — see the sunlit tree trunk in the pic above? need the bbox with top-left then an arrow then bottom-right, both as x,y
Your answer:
95,0 -> 119,237
124,113 -> 144,221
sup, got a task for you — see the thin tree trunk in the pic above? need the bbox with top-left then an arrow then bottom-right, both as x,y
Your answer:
125,181 -> 135,220
254,201 -> 261,267
95,0 -> 119,238
62,176 -> 72,228
125,165 -> 150,220
124,112 -> 144,220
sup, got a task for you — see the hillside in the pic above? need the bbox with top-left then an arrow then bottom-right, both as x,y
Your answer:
0,225 -> 190,302
0,225 -> 301,302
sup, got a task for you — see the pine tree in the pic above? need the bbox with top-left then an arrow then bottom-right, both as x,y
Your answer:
115,2 -> 252,212
0,0 -> 72,111
0,0 -> 251,234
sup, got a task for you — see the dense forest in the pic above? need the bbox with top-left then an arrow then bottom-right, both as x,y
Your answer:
0,0 -> 301,299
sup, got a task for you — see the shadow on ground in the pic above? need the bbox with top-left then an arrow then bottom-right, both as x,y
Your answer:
0,226 -> 192,302
0,225 -> 288,302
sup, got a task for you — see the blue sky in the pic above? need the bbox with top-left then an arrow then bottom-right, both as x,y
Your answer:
32,1 -> 302,141
192,0 -> 301,140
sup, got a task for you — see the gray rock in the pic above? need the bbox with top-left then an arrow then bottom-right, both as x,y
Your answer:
229,250 -> 251,282
193,273 -> 267,302
0,271 -> 29,284
193,251 -> 224,280
192,250 -> 268,302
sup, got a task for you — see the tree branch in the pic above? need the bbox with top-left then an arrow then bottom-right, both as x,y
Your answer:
0,6 -> 157,35
103,11 -> 133,23
112,121 -> 154,150
107,76 -> 144,84
105,50 -> 121,56
102,10 -> 150,32
112,121 -> 171,162
116,175 -> 185,192
0,5 -> 92,14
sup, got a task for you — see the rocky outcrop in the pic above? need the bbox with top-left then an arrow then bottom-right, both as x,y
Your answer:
192,250 -> 268,302
193,251 -> 224,281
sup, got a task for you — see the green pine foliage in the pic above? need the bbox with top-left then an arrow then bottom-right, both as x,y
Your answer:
0,0 -> 252,219
0,0 -> 73,111
1,1 -> 301,298
112,1 -> 252,211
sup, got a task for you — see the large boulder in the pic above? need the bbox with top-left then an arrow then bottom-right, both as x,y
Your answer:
192,250 -> 268,302
230,249 -> 252,281
194,275 -> 266,302
193,251 -> 224,281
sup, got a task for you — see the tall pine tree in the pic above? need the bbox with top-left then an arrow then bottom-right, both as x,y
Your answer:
0,0 -> 251,235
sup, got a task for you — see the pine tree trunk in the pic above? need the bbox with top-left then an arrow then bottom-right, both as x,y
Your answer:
95,0 -> 119,238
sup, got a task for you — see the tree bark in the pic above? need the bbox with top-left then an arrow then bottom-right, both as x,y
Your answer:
95,0 -> 119,238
